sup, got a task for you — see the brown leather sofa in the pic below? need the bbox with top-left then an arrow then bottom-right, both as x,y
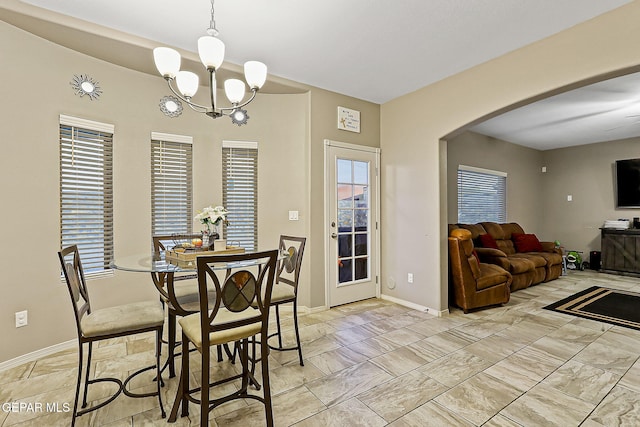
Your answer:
449,222 -> 562,292
448,229 -> 511,312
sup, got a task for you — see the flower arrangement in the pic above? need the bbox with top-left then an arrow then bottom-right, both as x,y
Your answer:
195,205 -> 229,233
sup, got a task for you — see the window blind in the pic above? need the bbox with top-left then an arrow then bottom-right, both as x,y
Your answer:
151,133 -> 193,236
457,165 -> 507,224
59,116 -> 114,275
222,141 -> 258,251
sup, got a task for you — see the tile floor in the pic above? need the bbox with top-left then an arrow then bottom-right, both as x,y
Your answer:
1,270 -> 640,426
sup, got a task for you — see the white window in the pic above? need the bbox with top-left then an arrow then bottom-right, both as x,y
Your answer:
59,115 -> 114,276
222,141 -> 258,251
457,165 -> 506,224
151,133 -> 193,236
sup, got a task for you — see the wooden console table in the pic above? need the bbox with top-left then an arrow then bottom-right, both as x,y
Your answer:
600,228 -> 640,276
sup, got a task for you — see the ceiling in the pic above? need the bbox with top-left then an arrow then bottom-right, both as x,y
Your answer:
5,0 -> 639,150
470,71 -> 640,150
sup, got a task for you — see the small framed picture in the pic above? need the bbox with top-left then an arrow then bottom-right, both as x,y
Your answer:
337,106 -> 361,133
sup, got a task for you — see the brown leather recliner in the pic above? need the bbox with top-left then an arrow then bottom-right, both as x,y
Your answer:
448,229 -> 511,313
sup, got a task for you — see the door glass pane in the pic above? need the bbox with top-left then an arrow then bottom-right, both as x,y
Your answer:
338,184 -> 353,208
353,161 -> 368,184
355,258 -> 368,280
354,185 -> 368,208
339,259 -> 352,283
355,210 -> 368,232
338,209 -> 353,232
338,234 -> 352,257
355,233 -> 368,256
337,159 -> 352,183
335,157 -> 370,285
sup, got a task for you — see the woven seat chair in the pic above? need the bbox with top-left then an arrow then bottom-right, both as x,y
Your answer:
58,245 -> 165,427
152,234 -> 230,377
168,249 -> 278,426
267,235 -> 306,365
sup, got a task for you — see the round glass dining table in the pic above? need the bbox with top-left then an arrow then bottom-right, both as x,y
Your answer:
110,249 -> 285,377
111,251 -> 273,273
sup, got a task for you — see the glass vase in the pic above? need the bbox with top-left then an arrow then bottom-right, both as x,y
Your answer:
202,230 -> 210,248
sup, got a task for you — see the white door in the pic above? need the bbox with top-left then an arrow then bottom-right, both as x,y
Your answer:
325,140 -> 380,307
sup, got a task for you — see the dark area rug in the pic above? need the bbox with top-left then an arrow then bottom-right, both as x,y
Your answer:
544,286 -> 640,331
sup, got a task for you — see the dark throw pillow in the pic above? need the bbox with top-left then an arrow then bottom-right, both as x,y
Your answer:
479,233 -> 499,249
512,233 -> 543,252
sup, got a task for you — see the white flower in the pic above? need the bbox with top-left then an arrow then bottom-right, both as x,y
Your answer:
195,205 -> 229,231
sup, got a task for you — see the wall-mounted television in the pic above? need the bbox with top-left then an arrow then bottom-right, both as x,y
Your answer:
616,158 -> 640,208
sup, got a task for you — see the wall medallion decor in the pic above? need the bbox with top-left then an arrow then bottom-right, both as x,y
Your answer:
70,74 -> 102,100
159,95 -> 183,118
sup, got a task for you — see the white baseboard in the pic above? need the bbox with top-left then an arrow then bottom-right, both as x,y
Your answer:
273,304 -> 327,315
381,294 -> 449,317
0,339 -> 77,373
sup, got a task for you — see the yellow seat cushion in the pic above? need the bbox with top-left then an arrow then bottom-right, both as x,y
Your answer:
179,309 -> 261,349
81,301 -> 164,338
271,282 -> 295,303
251,282 -> 295,309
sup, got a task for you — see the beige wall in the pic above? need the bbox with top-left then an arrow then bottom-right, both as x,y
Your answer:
0,20 -> 379,363
381,2 -> 640,312
447,132 -> 544,234
540,136 -> 640,256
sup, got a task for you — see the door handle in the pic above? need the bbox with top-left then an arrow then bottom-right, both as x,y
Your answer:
331,233 -> 337,239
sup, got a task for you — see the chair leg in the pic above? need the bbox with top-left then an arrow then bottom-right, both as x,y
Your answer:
155,328 -> 166,418
260,332 -> 274,427
81,342 -> 93,408
240,339 -> 250,392
200,336 -> 210,427
167,313 -> 177,378
275,305 -> 283,348
180,336 -> 190,418
292,300 -> 304,366
71,341 -> 83,427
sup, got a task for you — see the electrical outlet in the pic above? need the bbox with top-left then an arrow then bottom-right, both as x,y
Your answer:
407,273 -> 414,283
288,210 -> 299,221
15,310 -> 28,328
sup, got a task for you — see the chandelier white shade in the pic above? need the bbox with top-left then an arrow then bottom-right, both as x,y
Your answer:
198,36 -> 225,69
153,0 -> 267,125
224,79 -> 245,103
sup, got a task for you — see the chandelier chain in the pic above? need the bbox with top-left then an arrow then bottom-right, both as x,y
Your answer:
208,0 -> 219,36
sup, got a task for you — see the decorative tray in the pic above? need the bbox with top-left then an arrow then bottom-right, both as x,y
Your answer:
165,246 -> 245,267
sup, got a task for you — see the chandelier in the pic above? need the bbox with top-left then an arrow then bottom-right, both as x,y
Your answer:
153,0 -> 267,125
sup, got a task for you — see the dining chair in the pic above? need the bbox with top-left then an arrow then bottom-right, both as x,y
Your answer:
168,249 -> 278,427
151,234 -> 230,378
58,245 -> 165,427
267,235 -> 307,365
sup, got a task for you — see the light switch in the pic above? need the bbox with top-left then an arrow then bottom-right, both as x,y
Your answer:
541,166 -> 547,173
288,210 -> 299,221
567,195 -> 573,202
